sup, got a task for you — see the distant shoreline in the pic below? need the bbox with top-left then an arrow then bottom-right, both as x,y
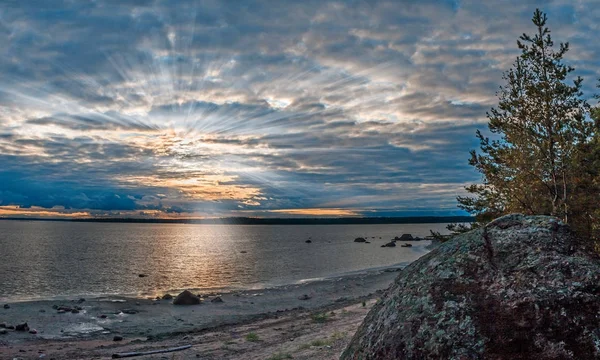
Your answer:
0,215 -> 473,225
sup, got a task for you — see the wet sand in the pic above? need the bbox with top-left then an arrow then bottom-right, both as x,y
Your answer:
0,267 -> 403,359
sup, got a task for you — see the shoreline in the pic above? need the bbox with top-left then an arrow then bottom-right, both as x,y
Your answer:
0,260 -> 415,304
0,264 -> 404,358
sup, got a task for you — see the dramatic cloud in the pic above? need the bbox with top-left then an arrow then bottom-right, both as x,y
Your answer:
0,0 -> 598,218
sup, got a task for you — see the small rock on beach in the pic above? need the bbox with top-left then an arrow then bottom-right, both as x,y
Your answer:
173,290 -> 201,305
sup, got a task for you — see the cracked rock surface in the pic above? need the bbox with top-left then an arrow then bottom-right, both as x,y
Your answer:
341,214 -> 600,360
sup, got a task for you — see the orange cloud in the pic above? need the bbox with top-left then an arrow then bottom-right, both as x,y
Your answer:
0,206 -> 90,218
268,208 -> 360,216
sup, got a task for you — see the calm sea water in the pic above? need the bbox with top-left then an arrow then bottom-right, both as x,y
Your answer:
0,220 -> 451,301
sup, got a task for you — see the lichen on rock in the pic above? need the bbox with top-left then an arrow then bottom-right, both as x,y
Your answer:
341,214 -> 600,360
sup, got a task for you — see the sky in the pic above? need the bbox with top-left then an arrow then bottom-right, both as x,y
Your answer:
0,0 -> 598,219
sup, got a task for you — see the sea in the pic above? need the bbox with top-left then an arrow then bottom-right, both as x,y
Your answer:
0,220 -> 451,301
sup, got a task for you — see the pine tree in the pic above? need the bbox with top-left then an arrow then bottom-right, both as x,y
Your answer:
458,9 -> 594,235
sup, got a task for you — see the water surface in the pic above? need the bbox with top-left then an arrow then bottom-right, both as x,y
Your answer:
0,220 -> 450,301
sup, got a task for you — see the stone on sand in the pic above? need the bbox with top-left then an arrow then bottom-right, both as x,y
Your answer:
173,290 -> 201,305
15,323 -> 29,332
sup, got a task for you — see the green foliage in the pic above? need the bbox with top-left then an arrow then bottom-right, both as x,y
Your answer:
459,9 -> 599,240
311,312 -> 330,323
267,353 -> 293,360
245,332 -> 260,342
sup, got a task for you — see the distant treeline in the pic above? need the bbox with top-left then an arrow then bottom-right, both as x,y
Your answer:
0,216 -> 474,225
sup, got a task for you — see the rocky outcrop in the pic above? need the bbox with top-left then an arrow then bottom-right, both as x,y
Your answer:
342,214 -> 600,360
173,290 -> 201,305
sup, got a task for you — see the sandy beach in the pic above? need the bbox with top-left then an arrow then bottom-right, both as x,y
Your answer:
0,267 -> 403,359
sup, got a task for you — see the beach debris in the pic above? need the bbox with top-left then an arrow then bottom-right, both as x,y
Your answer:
161,293 -> 173,300
15,323 -> 29,332
0,329 -> 7,335
240,250 -> 247,253
401,243 -> 413,248
99,314 -> 107,319
381,241 -> 396,248
77,298 -> 86,303
305,239 -> 312,243
211,296 -> 224,303
113,335 -> 123,341
7,325 -> 15,329
138,274 -> 147,278
298,294 -> 312,300
3,304 -> 10,309
111,344 -> 192,358
0,323 -> 6,328
121,309 -> 138,314
28,329 -> 37,334
71,309 -> 80,314
173,290 -> 201,305
354,237 -> 367,243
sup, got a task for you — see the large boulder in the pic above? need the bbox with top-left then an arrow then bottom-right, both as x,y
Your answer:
173,290 -> 201,305
342,214 -> 600,359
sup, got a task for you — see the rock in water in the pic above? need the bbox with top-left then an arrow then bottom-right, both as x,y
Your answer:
342,214 -> 600,360
399,233 -> 414,240
354,237 -> 366,243
173,290 -> 201,305
381,241 -> 396,248
211,296 -> 224,303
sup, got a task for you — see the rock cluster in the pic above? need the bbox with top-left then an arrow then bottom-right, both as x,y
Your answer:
342,214 -> 600,359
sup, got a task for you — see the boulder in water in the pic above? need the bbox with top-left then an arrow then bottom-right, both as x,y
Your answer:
381,241 -> 396,247
354,237 -> 367,243
173,290 -> 201,305
342,214 -> 600,359
162,293 -> 173,300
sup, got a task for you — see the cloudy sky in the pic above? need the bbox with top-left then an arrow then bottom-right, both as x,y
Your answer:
0,0 -> 598,219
